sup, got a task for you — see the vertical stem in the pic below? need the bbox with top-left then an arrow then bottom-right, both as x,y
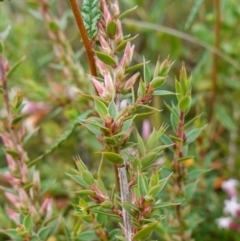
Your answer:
173,110 -> 185,240
116,93 -> 132,241
68,0 -> 97,77
118,166 -> 132,241
209,0 -> 220,121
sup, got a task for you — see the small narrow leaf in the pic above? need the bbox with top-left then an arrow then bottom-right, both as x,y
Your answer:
106,20 -> 117,37
150,76 -> 166,88
133,221 -> 158,240
153,90 -> 176,96
186,124 -> 207,144
158,174 -> 171,193
179,95 -> 191,112
136,132 -> 145,156
81,170 -> 95,186
94,98 -> 108,119
138,172 -> 148,196
115,35 -> 137,52
185,180 -> 199,201
108,101 -> 117,119
186,169 -> 210,182
94,50 -> 116,66
119,5 -> 138,19
152,201 -> 179,209
102,152 -> 124,165
141,152 -> 157,170
143,59 -> 151,83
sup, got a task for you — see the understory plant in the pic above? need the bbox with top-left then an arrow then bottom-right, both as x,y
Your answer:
0,0 -> 214,241
66,0 -> 207,240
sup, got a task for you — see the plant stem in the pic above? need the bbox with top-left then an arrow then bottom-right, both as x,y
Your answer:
118,166 -> 132,241
116,93 -> 132,241
209,0 -> 220,121
68,0 -> 97,77
174,110 -> 185,240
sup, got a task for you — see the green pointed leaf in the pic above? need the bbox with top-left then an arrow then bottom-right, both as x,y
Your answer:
81,0 -> 101,39
153,90 -> 176,96
94,98 -> 108,119
138,172 -> 148,196
67,174 -> 89,188
0,40 -> 4,54
119,5 -> 138,19
94,50 -> 116,66
143,59 -> 151,83
141,152 -> 157,170
115,35 -> 137,52
125,62 -> 147,74
170,112 -> 178,133
150,76 -> 166,88
148,185 -> 161,197
179,95 -> 191,112
83,122 -> 102,135
186,124 -> 207,144
38,226 -> 51,240
4,148 -> 19,158
89,208 -> 119,218
107,20 -> 117,37
185,180 -> 199,201
184,113 -> 203,128
3,229 -> 21,240
123,201 -> 140,212
122,116 -> 135,131
152,201 -> 179,209
108,101 -> 117,119
103,136 -> 118,145
136,131 -> 145,156
11,115 -> 25,125
138,79 -> 146,97
7,56 -> 26,78
77,230 -> 98,240
160,134 -> 173,146
164,102 -> 179,121
102,152 -> 124,165
158,174 -> 171,193
186,169 -> 210,182
169,135 -> 183,142
81,170 -> 95,186
23,214 -> 32,232
215,105 -> 236,131
133,221 -> 158,240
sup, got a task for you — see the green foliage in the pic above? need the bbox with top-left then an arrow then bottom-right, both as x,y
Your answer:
81,0 -> 101,39
0,0 -> 240,241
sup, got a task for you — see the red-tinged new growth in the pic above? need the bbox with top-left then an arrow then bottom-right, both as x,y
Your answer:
0,55 -> 53,230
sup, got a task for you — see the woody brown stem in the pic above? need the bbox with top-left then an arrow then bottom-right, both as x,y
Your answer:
68,0 -> 97,77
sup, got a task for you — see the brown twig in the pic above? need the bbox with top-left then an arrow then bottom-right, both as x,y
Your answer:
208,0 -> 220,121
68,0 -> 97,77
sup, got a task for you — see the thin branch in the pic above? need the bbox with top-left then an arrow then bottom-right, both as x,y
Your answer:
116,93 -> 132,241
208,0 -> 221,121
68,0 -> 97,77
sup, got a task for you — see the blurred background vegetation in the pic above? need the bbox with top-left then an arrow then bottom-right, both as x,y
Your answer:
0,0 -> 240,240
